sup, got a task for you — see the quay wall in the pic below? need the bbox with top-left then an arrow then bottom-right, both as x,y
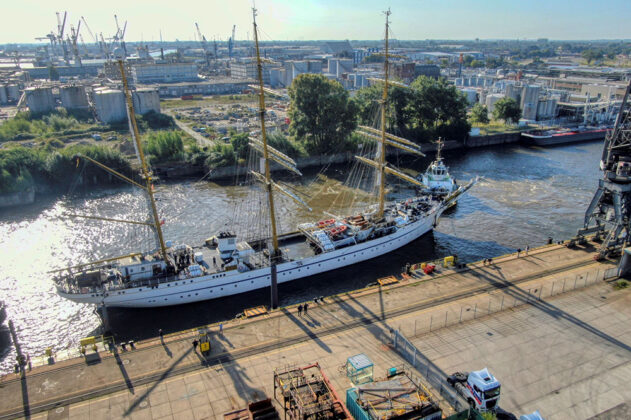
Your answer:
0,189 -> 35,208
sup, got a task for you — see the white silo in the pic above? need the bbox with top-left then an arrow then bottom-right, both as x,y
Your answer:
93,89 -> 127,124
0,85 -> 7,104
25,87 -> 55,114
60,85 -> 90,110
132,89 -> 160,115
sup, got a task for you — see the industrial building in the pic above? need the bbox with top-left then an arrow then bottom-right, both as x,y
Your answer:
327,58 -> 354,78
415,64 -> 441,79
148,79 -> 253,97
131,63 -> 199,84
284,60 -> 322,87
230,59 -> 272,84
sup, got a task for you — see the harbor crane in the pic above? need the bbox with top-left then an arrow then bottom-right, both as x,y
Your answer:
577,80 -> 631,258
194,22 -> 211,67
114,15 -> 128,58
81,16 -> 104,58
56,11 -> 71,65
68,20 -> 82,66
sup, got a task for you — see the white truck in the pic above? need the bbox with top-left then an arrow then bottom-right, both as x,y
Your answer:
447,368 -> 501,412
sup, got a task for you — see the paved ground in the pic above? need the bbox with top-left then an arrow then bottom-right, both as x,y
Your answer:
0,241 -> 621,419
409,279 -> 631,420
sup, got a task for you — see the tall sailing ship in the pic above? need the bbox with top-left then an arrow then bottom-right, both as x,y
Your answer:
54,9 -> 476,308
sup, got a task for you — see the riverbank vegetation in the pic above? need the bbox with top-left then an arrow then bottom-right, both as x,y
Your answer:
0,143 -> 131,194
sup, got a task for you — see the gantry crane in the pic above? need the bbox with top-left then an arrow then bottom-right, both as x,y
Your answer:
576,80 -> 631,258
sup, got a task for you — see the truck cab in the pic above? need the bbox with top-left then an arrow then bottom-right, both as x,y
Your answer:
448,367 -> 501,412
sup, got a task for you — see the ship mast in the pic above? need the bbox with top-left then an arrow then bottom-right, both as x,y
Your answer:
118,60 -> 168,261
377,9 -> 391,218
252,8 -> 280,257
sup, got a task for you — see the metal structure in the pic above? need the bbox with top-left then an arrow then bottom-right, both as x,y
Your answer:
345,366 -> 442,420
577,80 -> 631,257
273,363 -> 351,419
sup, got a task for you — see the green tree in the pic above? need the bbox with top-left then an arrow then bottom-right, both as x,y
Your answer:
230,132 -> 250,160
470,103 -> 490,124
353,76 -> 470,143
288,74 -> 358,155
492,97 -> 522,124
353,84 -> 413,132
582,48 -> 603,64
407,76 -> 471,142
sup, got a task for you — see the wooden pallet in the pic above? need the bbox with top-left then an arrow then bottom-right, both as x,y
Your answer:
377,276 -> 399,286
244,306 -> 268,318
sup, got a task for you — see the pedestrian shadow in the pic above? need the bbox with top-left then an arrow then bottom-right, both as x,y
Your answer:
160,339 -> 173,358
113,348 -> 134,394
217,333 -> 235,349
305,314 -> 321,328
280,308 -> 331,353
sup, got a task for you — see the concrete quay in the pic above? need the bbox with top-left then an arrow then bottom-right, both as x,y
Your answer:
0,240 -> 620,419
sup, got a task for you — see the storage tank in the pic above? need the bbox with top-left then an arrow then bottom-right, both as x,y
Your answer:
0,85 -> 7,104
459,88 -> 478,105
60,85 -> 89,110
25,87 -> 55,114
485,93 -> 504,113
93,89 -> 126,124
6,84 -> 20,102
132,88 -> 160,115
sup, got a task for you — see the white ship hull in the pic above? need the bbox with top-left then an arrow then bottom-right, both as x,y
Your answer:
59,208 -> 442,308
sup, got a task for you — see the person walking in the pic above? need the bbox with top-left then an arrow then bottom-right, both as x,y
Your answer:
219,323 -> 223,335
525,245 -> 530,256
297,304 -> 303,317
158,328 -> 164,341
192,339 -> 199,351
517,248 -> 521,257
304,302 -> 309,316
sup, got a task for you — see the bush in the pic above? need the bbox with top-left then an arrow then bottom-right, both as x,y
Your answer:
614,279 -> 629,290
144,131 -> 185,163
0,143 -> 131,194
0,110 -> 80,142
136,111 -> 175,131
267,133 -> 303,158
205,144 -> 236,168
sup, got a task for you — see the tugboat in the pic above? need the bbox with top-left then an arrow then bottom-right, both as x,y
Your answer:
417,139 -> 458,202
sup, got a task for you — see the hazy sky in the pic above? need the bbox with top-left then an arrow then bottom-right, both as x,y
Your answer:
4,0 -> 630,44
